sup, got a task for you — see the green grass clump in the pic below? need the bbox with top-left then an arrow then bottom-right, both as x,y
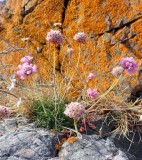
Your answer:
30,98 -> 74,131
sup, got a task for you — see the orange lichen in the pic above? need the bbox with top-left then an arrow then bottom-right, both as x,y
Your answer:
67,136 -> 78,144
0,0 -> 142,103
55,138 -> 67,150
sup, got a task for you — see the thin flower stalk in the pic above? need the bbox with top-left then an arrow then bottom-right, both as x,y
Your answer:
76,44 -> 81,67
88,74 -> 123,111
74,119 -> 81,138
63,126 -> 82,139
61,45 -> 83,100
53,47 -> 58,130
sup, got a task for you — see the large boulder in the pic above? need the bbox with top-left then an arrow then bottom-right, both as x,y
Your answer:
0,118 -> 59,160
59,134 -> 135,160
0,0 -> 142,97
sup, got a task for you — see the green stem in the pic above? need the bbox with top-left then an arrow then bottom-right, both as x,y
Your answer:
74,119 -> 81,138
88,74 -> 123,111
76,44 -> 81,67
53,47 -> 57,129
61,44 -> 82,100
53,47 -> 56,77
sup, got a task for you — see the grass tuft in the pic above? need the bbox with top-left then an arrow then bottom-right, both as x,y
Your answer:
29,98 -> 74,131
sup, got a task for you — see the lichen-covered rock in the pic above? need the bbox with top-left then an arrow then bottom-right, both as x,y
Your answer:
0,0 -> 142,98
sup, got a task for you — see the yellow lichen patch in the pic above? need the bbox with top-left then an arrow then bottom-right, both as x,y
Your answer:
67,136 -> 78,144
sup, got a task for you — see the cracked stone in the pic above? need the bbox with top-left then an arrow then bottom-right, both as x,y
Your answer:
59,135 -> 131,160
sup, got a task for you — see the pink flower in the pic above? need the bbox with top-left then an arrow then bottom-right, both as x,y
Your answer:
111,66 -> 124,76
120,57 -> 138,75
46,29 -> 64,45
73,32 -> 87,43
64,102 -> 86,120
87,88 -> 98,99
16,63 -> 37,79
0,106 -> 11,120
21,56 -> 33,63
67,47 -> 74,53
88,73 -> 95,80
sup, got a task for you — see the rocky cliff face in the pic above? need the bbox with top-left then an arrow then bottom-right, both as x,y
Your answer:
0,0 -> 142,95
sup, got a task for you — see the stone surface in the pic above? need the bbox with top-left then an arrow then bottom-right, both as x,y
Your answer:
0,117 -> 29,135
0,118 -> 59,160
0,117 -> 139,160
113,132 -> 142,160
0,0 -> 5,5
86,118 -> 142,160
59,135 -> 131,160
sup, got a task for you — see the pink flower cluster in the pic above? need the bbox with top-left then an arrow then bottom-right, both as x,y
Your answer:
111,66 -> 124,76
46,29 -> 64,45
87,88 -> 98,99
21,56 -> 33,63
67,47 -> 74,54
16,56 -> 37,79
111,57 -> 138,76
73,32 -> 87,43
120,57 -> 138,75
0,106 -> 11,120
88,73 -> 95,80
64,102 -> 86,120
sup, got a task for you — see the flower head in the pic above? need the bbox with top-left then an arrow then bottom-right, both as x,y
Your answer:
111,66 -> 124,76
87,88 -> 98,99
46,29 -> 64,45
120,57 -> 138,75
16,63 -> 37,79
0,106 -> 11,120
73,32 -> 87,43
64,102 -> 86,120
67,47 -> 74,54
88,73 -> 95,80
21,56 -> 33,63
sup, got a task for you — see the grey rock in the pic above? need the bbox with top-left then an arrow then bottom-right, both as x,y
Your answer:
59,135 -> 129,160
0,0 -> 6,5
0,118 -> 137,160
102,33 -> 111,42
16,117 -> 28,126
105,15 -> 111,31
113,132 -> 142,160
4,118 -> 17,130
0,122 -> 58,160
